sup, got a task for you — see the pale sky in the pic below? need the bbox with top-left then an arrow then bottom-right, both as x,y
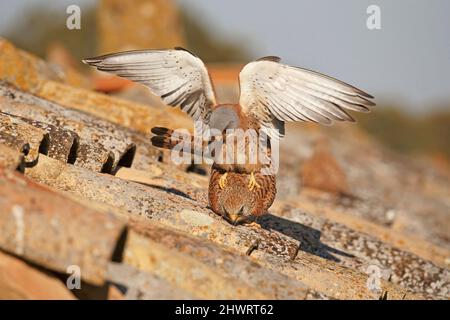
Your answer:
0,0 -> 449,113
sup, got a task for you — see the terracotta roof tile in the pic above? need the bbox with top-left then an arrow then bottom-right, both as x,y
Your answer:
0,38 -> 448,300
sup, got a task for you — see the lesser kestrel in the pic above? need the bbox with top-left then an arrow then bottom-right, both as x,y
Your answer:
83,47 -> 374,225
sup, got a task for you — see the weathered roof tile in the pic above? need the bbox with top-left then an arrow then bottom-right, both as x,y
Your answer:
24,154 -> 424,299
0,144 -> 25,171
0,83 -> 161,172
0,168 -> 127,285
0,39 -> 448,300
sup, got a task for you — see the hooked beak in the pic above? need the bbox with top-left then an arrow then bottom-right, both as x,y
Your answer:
223,205 -> 247,225
224,209 -> 248,225
228,214 -> 242,225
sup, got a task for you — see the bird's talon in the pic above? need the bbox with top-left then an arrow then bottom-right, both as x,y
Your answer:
219,172 -> 228,190
245,221 -> 262,229
248,172 -> 261,191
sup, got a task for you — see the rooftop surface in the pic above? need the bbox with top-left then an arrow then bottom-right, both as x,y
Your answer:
0,38 -> 448,300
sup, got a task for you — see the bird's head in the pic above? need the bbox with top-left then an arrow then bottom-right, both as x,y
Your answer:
221,196 -> 252,225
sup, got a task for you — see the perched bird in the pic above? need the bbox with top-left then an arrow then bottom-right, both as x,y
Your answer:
83,47 -> 374,225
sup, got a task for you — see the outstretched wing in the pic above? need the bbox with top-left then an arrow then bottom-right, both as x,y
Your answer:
238,56 -> 375,139
83,47 -> 217,122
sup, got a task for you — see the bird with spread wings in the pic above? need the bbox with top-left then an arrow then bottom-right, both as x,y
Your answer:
83,47 -> 374,225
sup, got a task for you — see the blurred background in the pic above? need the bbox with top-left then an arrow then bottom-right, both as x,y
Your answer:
0,0 -> 449,162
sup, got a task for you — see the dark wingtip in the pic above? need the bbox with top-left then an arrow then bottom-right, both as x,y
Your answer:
358,90 -> 375,99
346,111 -> 356,122
257,56 -> 281,63
365,99 -> 376,107
82,57 -> 102,66
174,46 -> 198,57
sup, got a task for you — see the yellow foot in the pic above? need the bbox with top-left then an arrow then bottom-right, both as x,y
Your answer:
244,221 -> 262,229
219,172 -> 228,190
248,172 -> 261,191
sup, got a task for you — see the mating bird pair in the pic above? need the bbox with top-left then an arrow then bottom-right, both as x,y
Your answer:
83,47 -> 374,225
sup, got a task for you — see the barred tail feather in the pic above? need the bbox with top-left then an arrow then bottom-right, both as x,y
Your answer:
150,126 -> 212,159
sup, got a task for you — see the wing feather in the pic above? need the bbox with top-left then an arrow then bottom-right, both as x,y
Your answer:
238,59 -> 375,139
83,48 -> 216,122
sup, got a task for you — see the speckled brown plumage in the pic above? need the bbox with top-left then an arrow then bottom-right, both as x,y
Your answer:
209,164 -> 276,225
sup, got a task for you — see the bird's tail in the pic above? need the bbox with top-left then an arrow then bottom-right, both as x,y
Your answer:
151,127 -> 183,150
151,126 -> 211,159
